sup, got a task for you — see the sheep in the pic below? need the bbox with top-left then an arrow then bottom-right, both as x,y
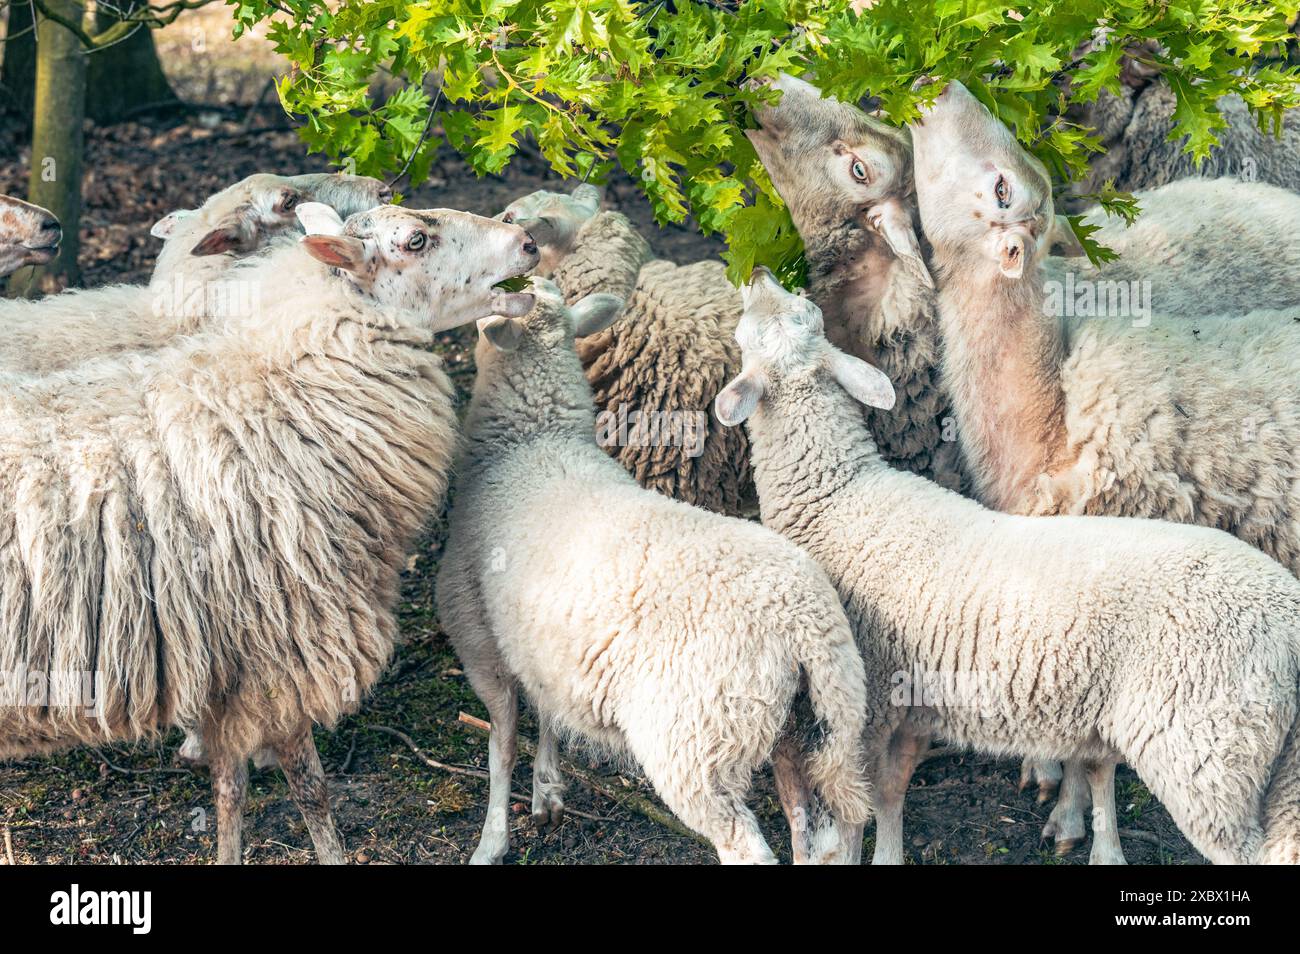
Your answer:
0,201 -> 539,864
716,267 -> 1300,866
909,78 -> 1300,862
751,72 -> 1300,818
497,185 -> 753,515
1071,80 -> 1300,204
435,277 -> 872,865
0,193 -> 61,277
0,173 -> 392,377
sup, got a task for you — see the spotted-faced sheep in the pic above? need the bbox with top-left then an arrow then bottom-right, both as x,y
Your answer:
436,278 -> 871,865
0,202 -> 538,864
910,78 -> 1300,862
0,193 -> 61,278
0,173 -> 391,376
718,268 -> 1300,866
497,186 -> 753,515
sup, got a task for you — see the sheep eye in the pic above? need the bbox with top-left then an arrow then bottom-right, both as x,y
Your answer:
407,231 -> 427,251
850,159 -> 869,182
278,192 -> 299,213
994,175 -> 1010,208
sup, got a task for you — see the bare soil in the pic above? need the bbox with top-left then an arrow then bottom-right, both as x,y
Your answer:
0,9 -> 1201,866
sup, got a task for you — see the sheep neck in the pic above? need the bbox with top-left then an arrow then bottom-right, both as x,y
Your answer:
464,342 -> 597,462
934,253 -> 1069,512
746,375 -> 887,538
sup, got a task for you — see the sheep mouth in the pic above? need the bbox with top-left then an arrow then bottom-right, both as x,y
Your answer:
19,242 -> 60,263
493,275 -> 530,293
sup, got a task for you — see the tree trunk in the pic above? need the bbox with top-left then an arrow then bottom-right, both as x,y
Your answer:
2,3 -> 178,125
85,6 -> 178,123
9,0 -> 87,294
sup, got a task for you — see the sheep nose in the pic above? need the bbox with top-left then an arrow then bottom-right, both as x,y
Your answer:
376,184 -> 394,204
521,234 -> 538,257
38,215 -> 61,246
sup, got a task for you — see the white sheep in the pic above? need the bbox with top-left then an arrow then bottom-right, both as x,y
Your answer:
0,193 -> 61,277
909,78 -> 1300,861
497,186 -> 754,515
0,201 -> 539,864
0,173 -> 392,376
716,268 -> 1300,866
436,278 -> 872,865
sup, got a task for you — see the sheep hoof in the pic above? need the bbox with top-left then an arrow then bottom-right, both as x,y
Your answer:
530,803 -> 565,834
1053,837 -> 1083,856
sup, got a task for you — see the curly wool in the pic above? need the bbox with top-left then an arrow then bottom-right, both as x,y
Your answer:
0,243 -> 456,761
554,212 -> 753,515
1077,84 -> 1300,200
743,339 -> 1300,865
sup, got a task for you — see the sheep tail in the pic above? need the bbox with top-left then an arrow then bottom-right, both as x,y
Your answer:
1260,709 -> 1300,864
794,621 -> 873,828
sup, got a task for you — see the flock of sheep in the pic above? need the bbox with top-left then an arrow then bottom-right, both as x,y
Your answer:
1,67 -> 1299,866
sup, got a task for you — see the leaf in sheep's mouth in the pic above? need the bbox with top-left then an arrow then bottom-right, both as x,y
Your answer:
493,276 -> 530,293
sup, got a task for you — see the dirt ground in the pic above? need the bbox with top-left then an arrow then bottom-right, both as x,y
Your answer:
0,8 -> 1202,865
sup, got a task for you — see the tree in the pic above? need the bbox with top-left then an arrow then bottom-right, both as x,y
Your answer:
234,0 -> 1300,283
4,1 -> 207,293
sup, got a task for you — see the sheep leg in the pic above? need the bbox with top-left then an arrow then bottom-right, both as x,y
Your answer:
772,734 -> 814,864
273,724 -> 346,865
211,748 -> 248,865
467,674 -> 519,865
1084,760 -> 1126,865
871,724 -> 929,865
530,721 -> 566,831
1018,757 -> 1062,804
1041,760 -> 1089,854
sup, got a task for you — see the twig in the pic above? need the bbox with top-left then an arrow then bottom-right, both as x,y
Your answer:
1118,827 -> 1163,847
2,825 -> 14,865
370,724 -> 607,823
456,711 -> 704,843
241,77 -> 276,133
336,730 -> 358,775
94,750 -> 192,776
387,84 -> 444,190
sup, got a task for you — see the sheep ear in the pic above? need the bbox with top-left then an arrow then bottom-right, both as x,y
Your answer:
831,351 -> 895,410
300,234 -> 369,272
571,293 -> 625,338
190,224 -> 247,256
478,315 -> 525,352
151,209 -> 194,239
714,367 -> 766,427
571,183 -> 602,212
514,215 -> 557,246
866,198 -> 932,289
296,201 -> 346,236
1047,214 -> 1086,257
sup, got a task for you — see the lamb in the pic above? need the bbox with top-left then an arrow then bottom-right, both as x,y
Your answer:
0,201 -> 539,864
496,185 -> 753,515
716,267 -> 1300,866
0,193 -> 61,277
435,278 -> 872,865
0,173 -> 392,377
909,78 -> 1300,861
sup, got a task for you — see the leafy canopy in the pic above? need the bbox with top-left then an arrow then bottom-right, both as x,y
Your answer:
231,0 -> 1300,280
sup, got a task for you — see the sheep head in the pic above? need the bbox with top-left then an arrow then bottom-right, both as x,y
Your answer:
476,277 -> 624,354
715,267 -> 894,426
152,172 -> 393,259
297,203 -> 540,332
909,80 -> 1081,281
747,73 -> 927,284
0,194 -> 61,277
495,184 -> 602,276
